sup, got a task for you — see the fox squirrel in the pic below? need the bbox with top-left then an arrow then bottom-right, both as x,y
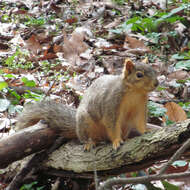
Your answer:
16,59 -> 158,151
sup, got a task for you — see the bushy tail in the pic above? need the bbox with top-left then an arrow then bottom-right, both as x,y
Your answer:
16,101 -> 77,139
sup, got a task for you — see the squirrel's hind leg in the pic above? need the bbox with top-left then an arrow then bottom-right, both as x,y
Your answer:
76,111 -> 98,151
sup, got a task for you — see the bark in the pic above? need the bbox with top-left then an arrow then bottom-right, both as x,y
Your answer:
0,122 -> 58,169
1,119 -> 190,179
44,119 -> 190,176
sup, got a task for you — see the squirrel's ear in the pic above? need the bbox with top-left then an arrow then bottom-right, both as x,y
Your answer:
123,59 -> 135,77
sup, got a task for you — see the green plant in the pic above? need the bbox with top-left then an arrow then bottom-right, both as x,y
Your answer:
161,180 -> 179,190
1,14 -> 11,22
24,16 -> 46,26
148,101 -> 167,117
5,50 -> 20,67
111,3 -> 188,34
8,88 -> 21,103
178,102 -> 190,118
71,0 -> 78,5
22,91 -> 45,102
21,77 -> 36,87
172,51 -> 190,60
123,13 -> 181,33
20,181 -> 44,190
5,49 -> 34,70
175,60 -> 190,70
172,51 -> 190,70
112,0 -> 126,5
0,81 -> 8,91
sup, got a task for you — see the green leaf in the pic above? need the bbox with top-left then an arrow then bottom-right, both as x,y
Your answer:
8,88 -> 21,100
178,102 -> 190,112
172,160 -> 187,167
165,117 -> 175,126
20,181 -> 38,190
8,104 -> 23,114
4,74 -> 16,78
157,6 -> 185,22
172,52 -> 190,60
175,60 -> 190,70
37,186 -> 44,190
21,77 -> 36,87
22,91 -> 44,101
0,81 -> 8,90
126,17 -> 140,24
5,51 -> 19,66
0,99 -> 10,112
161,180 -> 179,190
148,101 -> 167,117
131,184 -> 147,190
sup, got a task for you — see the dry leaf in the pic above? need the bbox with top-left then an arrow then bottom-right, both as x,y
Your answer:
125,49 -> 149,56
50,3 -> 62,14
104,18 -> 121,29
25,34 -> 42,55
69,31 -> 88,54
12,9 -> 33,16
124,35 -> 150,55
167,70 -> 189,81
164,102 -> 187,122
53,44 -> 63,53
62,30 -> 88,65
39,45 -> 58,60
0,42 -> 9,50
65,17 -> 78,24
165,162 -> 189,174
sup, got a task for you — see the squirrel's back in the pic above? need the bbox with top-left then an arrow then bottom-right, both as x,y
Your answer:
79,75 -> 124,120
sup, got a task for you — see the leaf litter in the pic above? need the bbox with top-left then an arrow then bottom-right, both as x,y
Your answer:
0,0 -> 189,189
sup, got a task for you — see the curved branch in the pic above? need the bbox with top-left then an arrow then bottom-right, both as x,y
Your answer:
98,172 -> 190,190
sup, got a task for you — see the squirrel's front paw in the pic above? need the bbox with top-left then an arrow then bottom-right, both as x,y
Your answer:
84,139 -> 96,151
112,138 -> 124,150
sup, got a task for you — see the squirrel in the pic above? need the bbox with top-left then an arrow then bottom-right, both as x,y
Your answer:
16,59 -> 158,151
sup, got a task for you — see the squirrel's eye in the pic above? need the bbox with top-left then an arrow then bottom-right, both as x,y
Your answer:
136,72 -> 144,78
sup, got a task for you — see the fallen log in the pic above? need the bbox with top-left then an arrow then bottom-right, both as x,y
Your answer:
1,119 -> 190,179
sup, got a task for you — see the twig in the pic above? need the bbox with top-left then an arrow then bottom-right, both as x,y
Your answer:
159,137 -> 190,175
165,0 -> 168,9
98,135 -> 190,190
98,172 -> 190,190
94,162 -> 98,190
44,79 -> 57,98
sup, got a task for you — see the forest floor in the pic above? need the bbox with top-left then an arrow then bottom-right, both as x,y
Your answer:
0,0 -> 190,189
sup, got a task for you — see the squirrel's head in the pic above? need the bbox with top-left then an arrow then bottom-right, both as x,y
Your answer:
122,59 -> 159,92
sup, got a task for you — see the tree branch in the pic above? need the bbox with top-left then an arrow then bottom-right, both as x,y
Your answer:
98,172 -> 190,190
43,119 -> 190,175
159,137 -> 190,175
1,119 -> 190,180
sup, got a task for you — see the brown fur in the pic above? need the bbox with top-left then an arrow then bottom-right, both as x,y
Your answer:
16,59 -> 158,151
76,59 -> 158,150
